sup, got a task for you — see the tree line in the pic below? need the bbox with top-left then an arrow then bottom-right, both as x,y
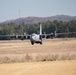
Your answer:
0,20 -> 76,35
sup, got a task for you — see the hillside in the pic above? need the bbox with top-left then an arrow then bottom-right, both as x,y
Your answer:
2,15 -> 76,24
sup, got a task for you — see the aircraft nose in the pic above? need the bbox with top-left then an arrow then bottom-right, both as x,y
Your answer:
31,36 -> 35,40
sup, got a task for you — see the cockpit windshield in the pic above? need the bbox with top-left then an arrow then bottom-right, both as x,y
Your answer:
31,33 -> 36,36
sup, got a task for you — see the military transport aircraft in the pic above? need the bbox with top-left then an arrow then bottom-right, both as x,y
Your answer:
0,24 -> 76,45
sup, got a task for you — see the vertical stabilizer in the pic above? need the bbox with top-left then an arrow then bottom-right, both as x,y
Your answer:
54,31 -> 57,37
40,24 -> 42,35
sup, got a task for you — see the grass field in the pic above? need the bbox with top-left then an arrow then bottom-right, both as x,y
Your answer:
0,38 -> 76,54
0,38 -> 76,63
0,38 -> 76,75
0,60 -> 76,75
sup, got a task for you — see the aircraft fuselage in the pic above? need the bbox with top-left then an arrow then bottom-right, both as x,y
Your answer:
30,33 -> 42,45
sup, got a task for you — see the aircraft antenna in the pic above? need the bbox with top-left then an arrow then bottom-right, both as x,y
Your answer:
19,9 -> 21,18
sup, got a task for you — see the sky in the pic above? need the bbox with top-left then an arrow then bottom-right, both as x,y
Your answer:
0,0 -> 76,22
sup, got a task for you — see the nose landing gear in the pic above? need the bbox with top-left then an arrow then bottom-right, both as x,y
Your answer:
31,41 -> 34,45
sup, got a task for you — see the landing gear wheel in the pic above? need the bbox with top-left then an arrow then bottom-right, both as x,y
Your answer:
40,42 -> 42,45
31,41 -> 34,45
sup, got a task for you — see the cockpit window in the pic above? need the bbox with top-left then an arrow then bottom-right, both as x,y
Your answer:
31,33 -> 36,36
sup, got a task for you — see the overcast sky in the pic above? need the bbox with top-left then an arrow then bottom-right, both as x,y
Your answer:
0,0 -> 76,22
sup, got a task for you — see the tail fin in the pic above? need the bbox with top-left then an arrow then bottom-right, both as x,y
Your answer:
54,31 -> 57,37
40,24 -> 42,35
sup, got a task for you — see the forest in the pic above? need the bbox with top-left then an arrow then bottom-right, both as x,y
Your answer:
0,20 -> 76,35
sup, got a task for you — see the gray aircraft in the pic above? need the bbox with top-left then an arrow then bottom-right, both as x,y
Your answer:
0,24 -> 76,45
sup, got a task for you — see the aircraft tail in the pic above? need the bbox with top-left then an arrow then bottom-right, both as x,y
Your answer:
54,31 -> 57,37
39,24 -> 42,42
40,24 -> 42,35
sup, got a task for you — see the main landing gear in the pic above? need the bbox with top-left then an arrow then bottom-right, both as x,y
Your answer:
31,41 -> 42,45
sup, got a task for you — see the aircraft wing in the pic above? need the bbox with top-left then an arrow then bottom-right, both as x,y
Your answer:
42,32 -> 76,38
56,32 -> 76,38
42,33 -> 55,38
0,34 -> 31,40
